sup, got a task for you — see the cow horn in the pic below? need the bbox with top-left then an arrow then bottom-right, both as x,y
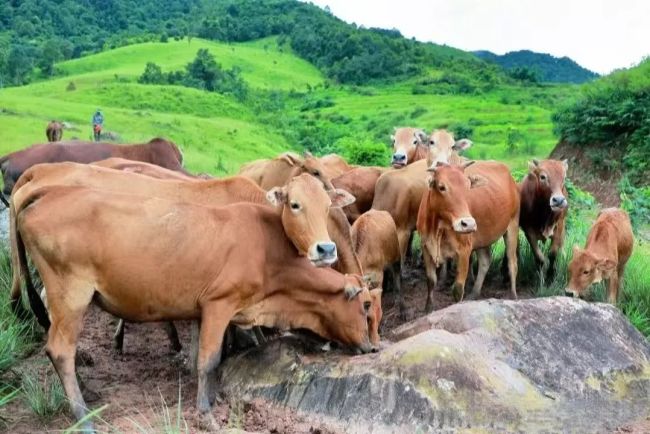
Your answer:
462,160 -> 475,170
532,159 -> 540,167
344,285 -> 363,300
303,150 -> 313,159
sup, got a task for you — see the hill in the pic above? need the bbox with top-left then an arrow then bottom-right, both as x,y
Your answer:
474,50 -> 599,83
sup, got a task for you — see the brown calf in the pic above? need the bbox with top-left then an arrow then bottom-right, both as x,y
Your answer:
566,208 -> 633,303
16,185 -> 372,431
519,159 -> 569,281
239,151 -> 335,190
417,161 -> 519,310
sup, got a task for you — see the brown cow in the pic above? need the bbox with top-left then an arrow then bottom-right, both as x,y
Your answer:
320,153 -> 353,178
45,121 -> 63,142
417,161 -> 519,310
15,184 -> 373,431
519,159 -> 569,281
92,157 -> 201,181
565,208 -> 633,303
239,151 -> 334,190
332,166 -> 387,223
391,127 -> 428,168
0,137 -> 186,196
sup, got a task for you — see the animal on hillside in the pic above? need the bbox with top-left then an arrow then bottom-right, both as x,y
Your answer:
565,208 -> 633,303
239,151 -> 334,190
0,137 -> 187,196
518,158 -> 569,281
14,184 -> 373,431
391,127 -> 428,168
417,161 -> 520,310
45,121 -> 63,142
332,166 -> 387,222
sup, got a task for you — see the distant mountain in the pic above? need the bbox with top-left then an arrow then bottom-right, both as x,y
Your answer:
473,50 -> 599,83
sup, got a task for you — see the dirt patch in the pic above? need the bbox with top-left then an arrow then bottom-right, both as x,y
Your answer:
551,141 -> 622,207
0,261 -> 538,433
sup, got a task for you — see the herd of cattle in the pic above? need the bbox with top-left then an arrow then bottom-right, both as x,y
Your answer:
0,128 -> 634,431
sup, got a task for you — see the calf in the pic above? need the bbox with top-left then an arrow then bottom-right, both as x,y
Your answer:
332,166 -> 387,223
519,159 -> 569,280
417,161 -> 519,310
16,185 -> 373,431
239,151 -> 334,190
565,208 -> 633,303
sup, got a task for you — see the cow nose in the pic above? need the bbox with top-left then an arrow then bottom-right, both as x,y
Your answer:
453,217 -> 477,233
316,242 -> 336,257
550,195 -> 567,209
564,290 -> 575,297
392,153 -> 406,163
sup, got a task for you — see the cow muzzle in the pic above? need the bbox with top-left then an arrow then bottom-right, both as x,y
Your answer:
309,241 -> 338,266
550,195 -> 568,211
355,338 -> 375,354
391,152 -> 407,168
452,217 -> 477,233
564,289 -> 577,298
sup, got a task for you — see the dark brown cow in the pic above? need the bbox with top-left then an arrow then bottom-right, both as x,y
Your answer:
391,127 -> 428,168
417,161 -> 519,310
15,184 -> 373,431
566,208 -> 633,303
519,159 -> 569,281
0,137 -> 186,196
45,121 -> 63,142
332,166 -> 387,222
239,151 -> 334,190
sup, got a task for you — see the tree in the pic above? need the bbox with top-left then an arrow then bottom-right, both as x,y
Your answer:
138,62 -> 165,84
38,39 -> 63,76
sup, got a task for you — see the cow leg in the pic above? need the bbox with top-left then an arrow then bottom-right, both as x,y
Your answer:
391,260 -> 405,320
404,231 -> 415,265
524,230 -> 547,274
397,228 -> 411,271
196,303 -> 231,430
43,278 -> 95,432
436,261 -> 449,291
506,219 -> 520,299
547,217 -> 565,282
452,249 -> 471,302
467,248 -> 491,300
253,326 -> 267,345
606,273 -> 620,304
422,243 -> 438,313
113,318 -> 125,353
189,321 -> 200,375
163,322 -> 182,352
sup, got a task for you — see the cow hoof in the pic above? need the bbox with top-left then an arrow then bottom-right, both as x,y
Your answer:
198,412 -> 219,431
451,285 -> 464,302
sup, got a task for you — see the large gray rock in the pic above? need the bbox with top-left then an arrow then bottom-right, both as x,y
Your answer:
218,297 -> 650,433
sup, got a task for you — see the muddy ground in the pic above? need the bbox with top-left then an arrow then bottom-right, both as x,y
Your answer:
0,263 -> 637,433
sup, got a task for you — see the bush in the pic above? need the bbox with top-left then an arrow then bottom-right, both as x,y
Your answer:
451,123 -> 473,139
66,81 -> 76,91
335,137 -> 390,166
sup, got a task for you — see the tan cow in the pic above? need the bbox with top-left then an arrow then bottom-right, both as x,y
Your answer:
239,151 -> 334,190
519,159 -> 569,281
332,166 -> 387,223
426,129 -> 472,169
391,127 -> 428,168
417,161 -> 519,310
92,157 -> 202,181
566,208 -> 633,303
320,153 -> 353,178
15,184 -> 373,431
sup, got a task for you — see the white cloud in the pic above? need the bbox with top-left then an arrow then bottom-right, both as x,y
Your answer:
306,0 -> 650,74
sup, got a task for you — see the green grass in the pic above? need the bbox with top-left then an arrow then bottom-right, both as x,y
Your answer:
20,366 -> 67,420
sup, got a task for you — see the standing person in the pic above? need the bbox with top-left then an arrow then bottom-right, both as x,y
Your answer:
91,109 -> 104,142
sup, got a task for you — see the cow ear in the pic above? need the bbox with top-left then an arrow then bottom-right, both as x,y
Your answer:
596,258 -> 617,273
528,160 -> 539,174
303,150 -> 314,159
427,175 -> 435,188
415,130 -> 428,144
468,174 -> 487,189
362,274 -> 374,287
280,152 -> 302,167
329,188 -> 356,208
453,138 -> 473,152
266,187 -> 288,207
562,159 -> 569,173
572,245 -> 582,257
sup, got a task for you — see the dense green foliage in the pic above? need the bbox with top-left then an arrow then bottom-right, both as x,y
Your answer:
0,0 -> 488,86
474,50 -> 599,83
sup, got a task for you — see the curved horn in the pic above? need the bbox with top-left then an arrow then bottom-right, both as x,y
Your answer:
462,160 -> 475,170
532,159 -> 540,167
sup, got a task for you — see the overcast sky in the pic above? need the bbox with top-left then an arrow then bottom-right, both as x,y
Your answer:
306,0 -> 649,74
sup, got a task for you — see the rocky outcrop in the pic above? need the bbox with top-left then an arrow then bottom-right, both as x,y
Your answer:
218,297 -> 650,433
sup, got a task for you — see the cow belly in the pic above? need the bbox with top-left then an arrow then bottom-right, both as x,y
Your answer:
93,289 -> 200,322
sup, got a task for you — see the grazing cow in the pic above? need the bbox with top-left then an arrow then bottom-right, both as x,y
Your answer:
417,161 -> 519,310
239,151 -> 335,190
45,121 -> 63,142
15,185 -> 373,431
0,137 -> 186,196
332,166 -> 387,222
426,129 -> 472,169
391,127 -> 428,168
320,153 -> 353,178
565,208 -> 633,303
519,159 -> 569,281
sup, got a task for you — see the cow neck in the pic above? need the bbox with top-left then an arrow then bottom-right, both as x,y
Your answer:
412,143 -> 429,163
328,207 -> 364,275
585,220 -> 617,259
421,191 -> 446,267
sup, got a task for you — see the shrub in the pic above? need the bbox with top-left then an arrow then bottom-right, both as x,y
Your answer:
335,136 -> 390,166
451,123 -> 474,140
66,81 -> 76,91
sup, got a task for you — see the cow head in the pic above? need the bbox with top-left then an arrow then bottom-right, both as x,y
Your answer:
367,288 -> 383,347
267,174 -> 355,266
321,274 -> 375,353
527,159 -> 569,211
391,127 -> 428,168
283,151 -> 335,190
565,246 -> 616,299
427,129 -> 473,169
426,162 -> 487,233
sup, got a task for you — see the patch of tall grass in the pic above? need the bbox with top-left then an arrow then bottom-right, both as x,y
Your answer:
20,365 -> 67,420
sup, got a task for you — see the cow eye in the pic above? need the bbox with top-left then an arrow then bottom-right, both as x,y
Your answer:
290,202 -> 301,211
583,269 -> 590,275
438,184 -> 446,193
540,174 -> 548,181
363,301 -> 371,312
429,140 -> 435,145
313,170 -> 320,177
